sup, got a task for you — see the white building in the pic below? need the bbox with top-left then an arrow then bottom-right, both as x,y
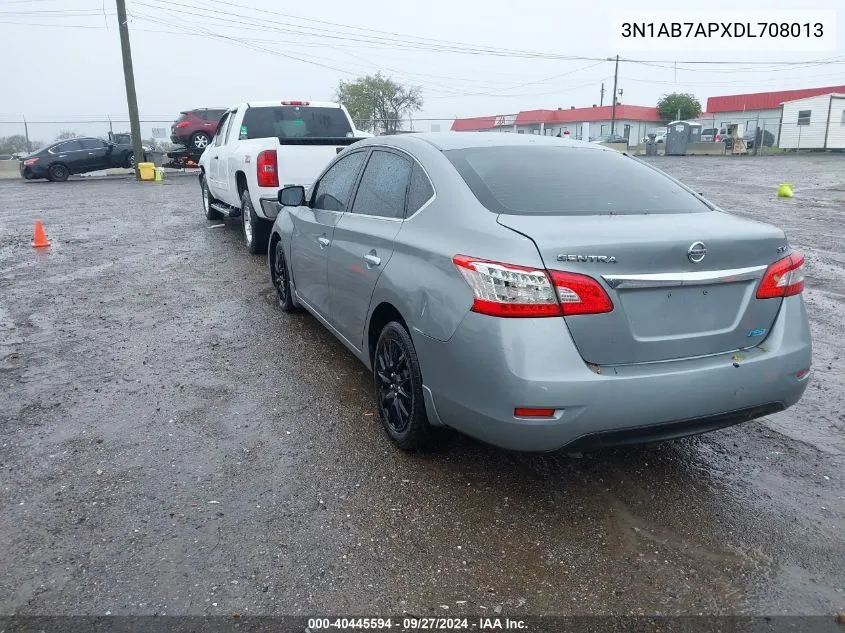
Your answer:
705,84 -> 845,146
451,105 -> 664,145
778,94 -> 845,150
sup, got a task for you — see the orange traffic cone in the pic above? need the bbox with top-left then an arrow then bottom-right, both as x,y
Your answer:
32,220 -> 50,248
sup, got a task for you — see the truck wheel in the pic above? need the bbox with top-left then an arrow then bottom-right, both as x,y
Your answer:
241,190 -> 270,255
200,174 -> 222,221
123,152 -> 135,169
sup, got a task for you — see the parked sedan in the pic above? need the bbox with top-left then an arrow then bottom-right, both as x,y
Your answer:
20,137 -> 142,182
267,133 -> 811,453
589,134 -> 628,145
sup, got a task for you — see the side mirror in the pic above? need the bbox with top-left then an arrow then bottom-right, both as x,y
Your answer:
278,185 -> 305,207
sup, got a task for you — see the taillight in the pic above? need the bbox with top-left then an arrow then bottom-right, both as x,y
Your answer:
281,100 -> 310,106
548,270 -> 614,315
256,150 -> 278,188
452,255 -> 614,318
176,121 -> 189,128
24,158 -> 39,166
756,251 -> 804,299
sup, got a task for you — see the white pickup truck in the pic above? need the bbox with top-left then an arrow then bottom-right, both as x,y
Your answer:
199,100 -> 366,254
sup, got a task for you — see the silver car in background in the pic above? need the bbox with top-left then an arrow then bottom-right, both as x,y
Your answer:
267,133 -> 811,452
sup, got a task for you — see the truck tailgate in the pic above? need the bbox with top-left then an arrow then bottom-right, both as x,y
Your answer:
276,137 -> 360,187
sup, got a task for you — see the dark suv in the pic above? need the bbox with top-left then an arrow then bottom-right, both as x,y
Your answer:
170,108 -> 226,150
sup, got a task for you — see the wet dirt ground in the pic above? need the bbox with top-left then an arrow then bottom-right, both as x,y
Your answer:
1,155 -> 843,617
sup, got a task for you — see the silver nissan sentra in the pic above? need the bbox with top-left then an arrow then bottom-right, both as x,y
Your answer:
266,132 -> 811,452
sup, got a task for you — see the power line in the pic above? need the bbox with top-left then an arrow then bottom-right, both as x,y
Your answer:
625,69 -> 845,88
136,0 -> 606,61
128,7 -> 611,98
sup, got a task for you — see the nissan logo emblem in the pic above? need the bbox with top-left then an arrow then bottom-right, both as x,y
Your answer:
687,241 -> 707,264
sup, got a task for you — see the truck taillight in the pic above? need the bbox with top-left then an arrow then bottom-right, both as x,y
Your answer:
281,101 -> 310,106
256,150 -> 278,188
756,251 -> 805,299
452,255 -> 614,318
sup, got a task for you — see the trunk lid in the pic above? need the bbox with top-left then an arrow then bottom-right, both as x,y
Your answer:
497,211 -> 788,365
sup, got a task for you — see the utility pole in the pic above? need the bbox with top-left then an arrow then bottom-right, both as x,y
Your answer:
600,82 -> 605,107
23,116 -> 31,153
116,0 -> 143,179
609,54 -> 619,134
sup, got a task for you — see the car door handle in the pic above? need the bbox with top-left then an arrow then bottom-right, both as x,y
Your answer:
88,152 -> 95,155
213,156 -> 219,160
363,253 -> 381,267
317,237 -> 331,248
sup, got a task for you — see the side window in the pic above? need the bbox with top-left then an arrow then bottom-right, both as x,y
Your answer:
406,162 -> 434,217
797,110 -> 811,125
223,113 -> 236,144
349,150 -> 411,219
311,151 -> 367,212
214,113 -> 230,147
55,140 -> 82,152
80,139 -> 106,150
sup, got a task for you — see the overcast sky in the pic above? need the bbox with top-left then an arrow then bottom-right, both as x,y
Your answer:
0,0 -> 843,141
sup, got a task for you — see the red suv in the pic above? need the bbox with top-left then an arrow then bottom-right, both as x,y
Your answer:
170,108 -> 226,150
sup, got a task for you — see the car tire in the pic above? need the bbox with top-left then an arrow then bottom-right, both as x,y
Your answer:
48,163 -> 69,182
190,132 -> 210,150
373,321 -> 432,451
200,174 -> 222,221
241,190 -> 270,255
271,240 -> 298,312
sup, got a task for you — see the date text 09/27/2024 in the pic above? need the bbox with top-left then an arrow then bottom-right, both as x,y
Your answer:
621,22 -> 823,38
306,617 -> 528,630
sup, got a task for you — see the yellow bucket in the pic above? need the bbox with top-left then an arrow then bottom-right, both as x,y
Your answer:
138,162 -> 155,181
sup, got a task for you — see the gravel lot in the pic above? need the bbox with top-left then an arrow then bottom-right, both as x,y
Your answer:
1,155 -> 843,617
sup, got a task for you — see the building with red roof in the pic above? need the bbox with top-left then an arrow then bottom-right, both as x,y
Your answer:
700,84 -> 845,145
451,104 -> 664,145
450,84 -> 845,146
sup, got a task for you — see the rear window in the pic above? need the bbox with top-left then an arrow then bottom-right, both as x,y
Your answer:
445,146 -> 709,216
203,109 -> 226,121
240,106 -> 353,140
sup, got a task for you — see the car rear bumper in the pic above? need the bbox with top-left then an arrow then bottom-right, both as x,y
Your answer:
414,295 -> 811,452
21,163 -> 48,179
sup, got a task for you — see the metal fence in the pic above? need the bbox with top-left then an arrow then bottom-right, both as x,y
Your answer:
3,115 -> 839,156
0,118 -> 178,154
0,117 -> 461,154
